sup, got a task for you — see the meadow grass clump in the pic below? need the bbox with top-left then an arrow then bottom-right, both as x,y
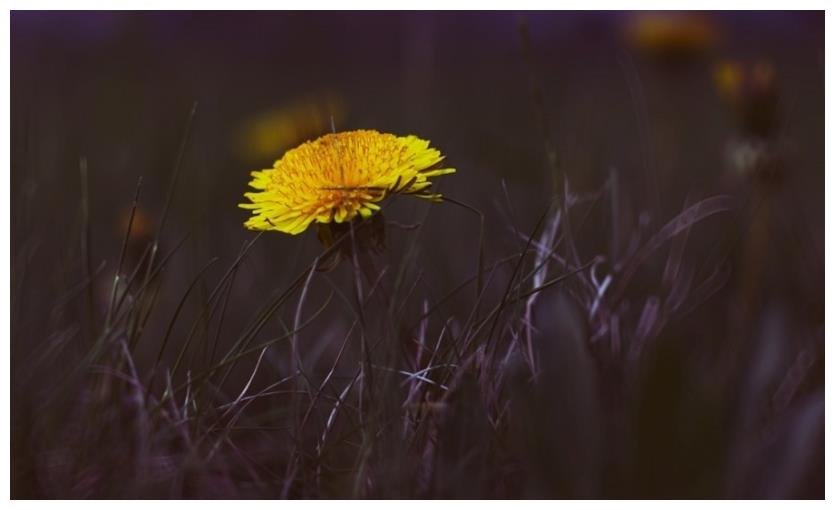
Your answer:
15,136 -> 800,498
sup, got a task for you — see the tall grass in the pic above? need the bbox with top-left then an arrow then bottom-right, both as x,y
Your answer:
14,141 -> 822,498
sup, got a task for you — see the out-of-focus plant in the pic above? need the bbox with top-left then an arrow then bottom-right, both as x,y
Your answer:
238,93 -> 347,162
624,12 -> 719,63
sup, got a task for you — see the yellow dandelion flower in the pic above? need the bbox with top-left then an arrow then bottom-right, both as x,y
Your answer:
625,13 -> 718,59
239,129 -> 456,235
237,93 -> 346,161
713,60 -> 744,103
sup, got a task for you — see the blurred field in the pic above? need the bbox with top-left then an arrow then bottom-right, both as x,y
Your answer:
10,11 -> 824,499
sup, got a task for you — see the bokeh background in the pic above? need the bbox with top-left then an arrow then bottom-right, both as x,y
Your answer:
11,11 -> 824,498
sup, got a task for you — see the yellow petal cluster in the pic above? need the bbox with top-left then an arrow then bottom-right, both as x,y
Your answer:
240,129 -> 455,234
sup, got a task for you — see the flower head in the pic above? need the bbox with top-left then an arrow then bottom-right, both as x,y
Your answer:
713,59 -> 778,138
625,13 -> 718,61
240,129 -> 455,234
237,93 -> 346,161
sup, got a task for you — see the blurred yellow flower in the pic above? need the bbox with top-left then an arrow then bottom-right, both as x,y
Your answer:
713,60 -> 744,102
713,58 -> 779,138
239,129 -> 455,235
713,59 -> 776,105
238,94 -> 346,161
625,13 -> 718,59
